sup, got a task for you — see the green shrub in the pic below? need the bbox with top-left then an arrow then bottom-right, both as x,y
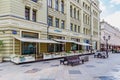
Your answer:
0,40 -> 3,47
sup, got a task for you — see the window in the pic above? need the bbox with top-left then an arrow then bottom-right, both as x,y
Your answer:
88,16 -> 89,25
25,7 -> 30,20
70,6 -> 72,17
32,0 -> 37,2
22,31 -> 38,38
55,18 -> 59,28
85,15 -> 87,24
74,25 -> 77,32
48,16 -> 53,26
83,14 -> 85,23
77,10 -> 79,20
22,31 -> 38,55
83,28 -> 85,34
74,8 -> 76,19
70,23 -> 73,31
61,20 -> 65,29
48,0 -> 52,8
83,2 -> 85,7
61,0 -> 64,13
32,9 -> 37,22
55,0 -> 59,11
78,26 -> 80,33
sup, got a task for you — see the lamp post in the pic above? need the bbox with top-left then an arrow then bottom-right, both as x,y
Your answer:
103,35 -> 110,58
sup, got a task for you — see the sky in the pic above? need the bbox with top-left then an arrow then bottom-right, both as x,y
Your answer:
100,0 -> 120,29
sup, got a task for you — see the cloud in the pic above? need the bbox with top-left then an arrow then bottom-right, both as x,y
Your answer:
104,11 -> 120,29
99,1 -> 106,12
110,0 -> 120,5
110,4 -> 114,8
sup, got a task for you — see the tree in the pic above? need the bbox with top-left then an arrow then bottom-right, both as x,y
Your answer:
0,40 -> 3,48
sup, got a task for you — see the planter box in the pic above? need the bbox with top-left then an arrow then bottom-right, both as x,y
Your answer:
43,54 -> 53,59
11,56 -> 35,64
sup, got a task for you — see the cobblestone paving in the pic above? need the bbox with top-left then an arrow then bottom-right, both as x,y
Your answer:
0,53 -> 120,80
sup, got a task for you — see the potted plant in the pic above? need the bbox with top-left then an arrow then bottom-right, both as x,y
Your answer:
66,51 -> 71,56
79,50 -> 83,53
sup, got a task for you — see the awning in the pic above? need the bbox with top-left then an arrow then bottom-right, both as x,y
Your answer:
54,39 -> 91,46
15,37 -> 58,43
74,42 -> 92,46
54,39 -> 74,43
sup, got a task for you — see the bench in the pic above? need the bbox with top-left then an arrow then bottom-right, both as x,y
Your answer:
60,55 -> 84,66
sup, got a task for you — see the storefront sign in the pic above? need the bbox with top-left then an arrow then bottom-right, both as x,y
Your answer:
12,30 -> 17,34
54,29 -> 62,32
73,33 -> 79,36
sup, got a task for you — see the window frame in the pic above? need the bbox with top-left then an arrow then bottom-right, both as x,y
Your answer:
48,16 -> 53,26
25,7 -> 30,20
32,9 -> 37,22
48,0 -> 52,8
55,18 -> 59,28
55,0 -> 59,11
61,20 -> 65,29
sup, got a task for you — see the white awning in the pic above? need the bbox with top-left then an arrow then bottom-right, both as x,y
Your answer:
74,42 -> 92,46
54,39 -> 91,46
81,43 -> 92,46
54,39 -> 74,43
15,37 -> 58,43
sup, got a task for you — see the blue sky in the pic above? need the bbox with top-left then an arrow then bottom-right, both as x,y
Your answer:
100,0 -> 120,29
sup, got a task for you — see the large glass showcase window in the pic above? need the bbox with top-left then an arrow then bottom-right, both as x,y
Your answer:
22,32 -> 39,55
22,42 -> 37,55
22,31 -> 38,38
48,35 -> 65,52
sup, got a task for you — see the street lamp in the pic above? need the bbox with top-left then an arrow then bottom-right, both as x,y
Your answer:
103,35 -> 110,58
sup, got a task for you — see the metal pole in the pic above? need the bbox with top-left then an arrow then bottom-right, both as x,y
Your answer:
106,40 -> 108,58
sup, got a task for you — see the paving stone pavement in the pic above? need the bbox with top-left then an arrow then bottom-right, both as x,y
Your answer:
0,53 -> 120,80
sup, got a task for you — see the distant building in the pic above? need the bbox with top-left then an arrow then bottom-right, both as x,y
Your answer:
0,0 -> 100,63
100,21 -> 120,51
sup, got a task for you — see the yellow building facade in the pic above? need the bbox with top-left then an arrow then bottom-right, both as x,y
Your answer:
0,0 -> 100,63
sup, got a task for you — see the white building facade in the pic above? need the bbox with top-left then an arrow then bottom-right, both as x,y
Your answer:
100,21 -> 120,51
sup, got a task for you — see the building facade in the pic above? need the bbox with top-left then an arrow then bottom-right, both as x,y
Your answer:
0,0 -> 100,63
100,21 -> 120,52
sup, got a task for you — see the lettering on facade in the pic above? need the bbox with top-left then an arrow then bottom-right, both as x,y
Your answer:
73,33 -> 79,36
12,30 -> 17,34
54,29 -> 62,32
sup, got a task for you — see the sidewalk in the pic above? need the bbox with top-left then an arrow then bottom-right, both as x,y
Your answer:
0,53 -> 120,80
